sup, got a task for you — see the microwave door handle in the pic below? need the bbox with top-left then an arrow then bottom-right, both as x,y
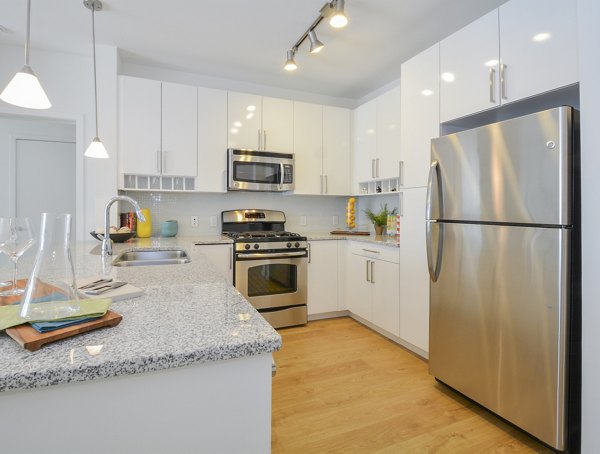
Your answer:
279,163 -> 284,189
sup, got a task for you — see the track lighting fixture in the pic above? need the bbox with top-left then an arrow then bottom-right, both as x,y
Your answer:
0,0 -> 52,109
283,0 -> 349,71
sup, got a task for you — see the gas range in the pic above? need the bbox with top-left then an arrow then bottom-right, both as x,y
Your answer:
224,230 -> 308,252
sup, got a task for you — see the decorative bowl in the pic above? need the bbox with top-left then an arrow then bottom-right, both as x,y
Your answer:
90,231 -> 136,243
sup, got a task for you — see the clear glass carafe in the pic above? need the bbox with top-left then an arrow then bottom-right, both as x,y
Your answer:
19,213 -> 80,320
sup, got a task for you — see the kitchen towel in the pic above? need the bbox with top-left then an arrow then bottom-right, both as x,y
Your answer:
0,298 -> 112,331
30,316 -> 103,333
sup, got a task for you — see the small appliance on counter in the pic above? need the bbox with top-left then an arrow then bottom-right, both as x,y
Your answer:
217,209 -> 307,329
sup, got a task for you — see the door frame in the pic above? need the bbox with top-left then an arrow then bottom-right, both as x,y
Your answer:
7,116 -> 84,241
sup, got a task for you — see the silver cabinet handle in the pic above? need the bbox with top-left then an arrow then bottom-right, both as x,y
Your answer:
371,159 -> 375,179
229,246 -> 233,270
308,243 -> 311,263
324,175 -> 328,194
366,259 -> 370,282
257,129 -> 262,150
263,130 -> 267,150
500,63 -> 507,100
156,150 -> 161,174
489,67 -> 496,103
362,248 -> 380,254
399,160 -> 405,186
376,158 -> 380,178
162,150 -> 167,174
320,175 -> 323,194
370,260 -> 375,284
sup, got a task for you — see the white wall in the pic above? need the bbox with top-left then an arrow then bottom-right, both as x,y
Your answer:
121,191 -> 348,237
0,43 -> 119,239
577,0 -> 600,450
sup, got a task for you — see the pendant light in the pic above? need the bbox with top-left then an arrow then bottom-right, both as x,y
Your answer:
84,0 -> 109,159
329,0 -> 348,29
0,0 -> 51,109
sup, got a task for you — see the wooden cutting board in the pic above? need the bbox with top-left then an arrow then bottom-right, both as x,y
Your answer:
329,230 -> 371,236
5,310 -> 122,352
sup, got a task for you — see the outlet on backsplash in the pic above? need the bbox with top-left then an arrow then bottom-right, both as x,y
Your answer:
191,216 -> 199,228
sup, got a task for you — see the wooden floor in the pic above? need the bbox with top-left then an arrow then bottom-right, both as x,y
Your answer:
272,317 -> 551,453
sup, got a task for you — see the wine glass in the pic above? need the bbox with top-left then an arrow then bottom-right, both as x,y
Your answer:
0,218 -> 36,296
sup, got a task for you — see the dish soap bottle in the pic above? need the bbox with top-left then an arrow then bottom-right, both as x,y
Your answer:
136,208 -> 152,238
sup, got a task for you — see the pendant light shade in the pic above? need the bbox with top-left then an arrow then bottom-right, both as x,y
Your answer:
0,0 -> 51,109
83,0 -> 108,159
308,30 -> 325,54
284,50 -> 298,71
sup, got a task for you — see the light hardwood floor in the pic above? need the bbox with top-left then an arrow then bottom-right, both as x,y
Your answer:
272,317 -> 551,453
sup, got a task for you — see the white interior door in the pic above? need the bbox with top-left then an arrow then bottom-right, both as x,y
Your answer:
15,139 -> 76,231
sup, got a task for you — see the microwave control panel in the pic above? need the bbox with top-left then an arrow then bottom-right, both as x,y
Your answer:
283,164 -> 293,184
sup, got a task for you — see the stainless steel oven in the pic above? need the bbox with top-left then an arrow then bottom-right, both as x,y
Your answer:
222,209 -> 308,329
227,149 -> 294,192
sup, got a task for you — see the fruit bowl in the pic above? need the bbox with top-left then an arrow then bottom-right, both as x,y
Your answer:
90,231 -> 135,243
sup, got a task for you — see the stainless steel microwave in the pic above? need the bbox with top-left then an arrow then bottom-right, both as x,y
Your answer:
227,149 -> 294,192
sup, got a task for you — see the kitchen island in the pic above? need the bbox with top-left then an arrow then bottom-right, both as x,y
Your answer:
0,237 -> 281,454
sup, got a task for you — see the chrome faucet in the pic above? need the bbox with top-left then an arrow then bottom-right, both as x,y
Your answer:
101,195 -> 145,257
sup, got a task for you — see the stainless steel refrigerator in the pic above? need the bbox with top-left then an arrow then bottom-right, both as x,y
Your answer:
427,106 -> 579,451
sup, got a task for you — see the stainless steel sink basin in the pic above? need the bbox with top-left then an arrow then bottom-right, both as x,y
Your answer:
112,249 -> 191,267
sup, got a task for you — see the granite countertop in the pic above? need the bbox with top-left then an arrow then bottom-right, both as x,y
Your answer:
306,233 -> 400,248
0,237 -> 281,393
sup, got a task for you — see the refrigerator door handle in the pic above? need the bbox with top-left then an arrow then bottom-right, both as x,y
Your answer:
426,160 -> 443,220
426,221 -> 444,282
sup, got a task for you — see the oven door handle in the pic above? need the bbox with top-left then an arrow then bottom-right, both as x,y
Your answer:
237,251 -> 307,259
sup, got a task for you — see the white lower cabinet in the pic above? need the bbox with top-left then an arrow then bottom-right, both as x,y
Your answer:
307,241 -> 341,315
347,242 -> 400,337
399,188 -> 430,353
195,244 -> 233,283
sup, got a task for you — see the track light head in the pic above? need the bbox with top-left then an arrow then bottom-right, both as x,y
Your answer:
330,0 -> 348,28
284,50 -> 298,71
308,30 -> 325,54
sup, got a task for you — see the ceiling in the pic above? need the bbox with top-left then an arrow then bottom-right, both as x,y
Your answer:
0,0 -> 509,100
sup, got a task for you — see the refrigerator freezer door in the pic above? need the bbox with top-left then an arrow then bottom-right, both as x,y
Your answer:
429,223 -> 569,450
430,106 -> 572,225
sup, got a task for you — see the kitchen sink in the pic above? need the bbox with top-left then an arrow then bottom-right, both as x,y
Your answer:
112,249 -> 191,266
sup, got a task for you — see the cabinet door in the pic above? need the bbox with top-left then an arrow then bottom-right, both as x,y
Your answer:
293,102 -> 323,195
161,82 -> 198,177
347,253 -> 372,321
197,244 -> 233,283
400,44 -> 440,189
262,97 -> 294,153
399,188 -> 430,352
499,0 -> 578,104
352,99 -> 377,186
119,76 -> 162,175
440,10 -> 500,123
323,106 -> 351,195
371,258 -> 400,337
227,91 -> 262,150
197,87 -> 228,192
376,86 -> 401,180
307,241 -> 339,315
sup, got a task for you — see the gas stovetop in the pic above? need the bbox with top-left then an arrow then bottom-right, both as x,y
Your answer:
225,231 -> 305,241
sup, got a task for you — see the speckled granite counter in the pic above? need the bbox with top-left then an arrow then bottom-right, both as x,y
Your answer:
0,237 -> 280,393
306,233 -> 400,248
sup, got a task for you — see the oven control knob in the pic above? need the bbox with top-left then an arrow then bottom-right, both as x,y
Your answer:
254,243 -> 260,250
244,244 -> 250,250
286,242 -> 292,248
295,242 -> 300,248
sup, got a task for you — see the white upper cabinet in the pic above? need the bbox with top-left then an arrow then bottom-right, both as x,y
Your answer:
294,102 -> 323,195
323,106 -> 351,195
440,0 -> 579,123
499,0 -> 578,103
119,76 -> 162,175
196,87 -> 228,193
376,85 -> 402,180
227,92 -> 293,152
119,76 -> 197,177
400,43 -> 440,189
227,92 -> 262,150
352,99 -> 377,185
161,82 -> 198,177
440,10 -> 500,123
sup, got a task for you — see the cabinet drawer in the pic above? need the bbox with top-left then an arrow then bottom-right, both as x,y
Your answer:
348,241 -> 399,264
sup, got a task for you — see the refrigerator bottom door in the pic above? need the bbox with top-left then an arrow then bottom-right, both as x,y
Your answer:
429,223 -> 570,450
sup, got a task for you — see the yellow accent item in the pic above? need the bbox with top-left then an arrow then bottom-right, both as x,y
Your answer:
137,208 -> 152,238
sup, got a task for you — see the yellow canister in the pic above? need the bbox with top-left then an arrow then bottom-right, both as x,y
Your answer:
136,208 -> 152,238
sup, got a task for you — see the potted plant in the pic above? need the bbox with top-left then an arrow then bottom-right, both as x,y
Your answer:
363,203 -> 397,236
